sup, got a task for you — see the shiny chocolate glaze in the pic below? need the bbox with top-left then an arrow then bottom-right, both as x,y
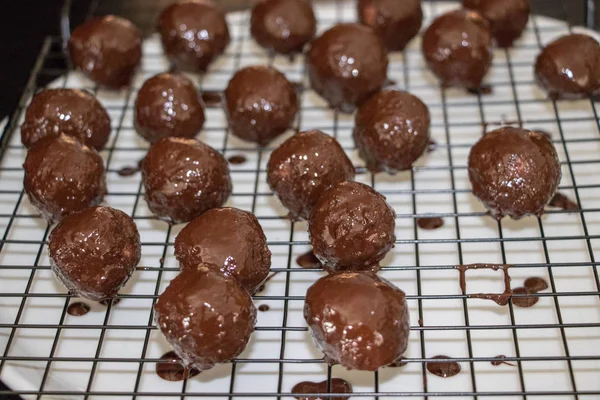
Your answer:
463,0 -> 529,48
358,0 -> 422,51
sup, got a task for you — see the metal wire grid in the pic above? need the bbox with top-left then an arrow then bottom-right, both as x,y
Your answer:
0,0 -> 599,398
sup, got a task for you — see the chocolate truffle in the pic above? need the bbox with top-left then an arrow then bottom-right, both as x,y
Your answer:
48,206 -> 141,301
535,34 -> 600,99
358,0 -> 423,51
463,0 -> 530,48
468,127 -> 561,219
21,89 -> 111,150
68,15 -> 142,88
307,23 -> 388,113
154,265 -> 257,371
174,207 -> 271,293
224,65 -> 298,146
134,73 -> 205,144
422,9 -> 493,89
141,137 -> 231,223
267,130 -> 355,220
353,89 -> 430,173
304,272 -> 410,371
158,0 -> 230,72
23,134 -> 106,222
251,0 -> 316,55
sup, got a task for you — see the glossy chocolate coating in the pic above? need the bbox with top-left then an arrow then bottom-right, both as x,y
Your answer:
154,265 -> 257,371
468,127 -> 561,219
23,134 -> 106,222
135,73 -> 205,144
48,206 -> 141,301
358,0 -> 423,51
422,9 -> 493,89
158,0 -> 230,72
535,34 -> 600,99
307,23 -> 388,113
309,181 -> 395,272
304,272 -> 410,371
21,89 -> 111,150
251,0 -> 316,54
225,65 -> 298,146
267,130 -> 355,220
141,137 -> 232,223
463,0 -> 530,48
353,90 -> 430,173
68,15 -> 142,88
174,207 -> 271,293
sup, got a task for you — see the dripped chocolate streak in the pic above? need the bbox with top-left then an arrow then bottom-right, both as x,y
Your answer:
201,91 -> 223,107
418,318 -> 423,326
156,351 -> 201,381
99,298 -> 121,306
256,271 -> 279,293
417,217 -> 444,230
388,357 -> 408,367
467,85 -> 493,95
227,154 -> 247,165
426,356 -> 461,377
291,378 -> 352,400
548,192 -> 578,211
296,251 -> 323,269
258,304 -> 270,312
67,302 -> 90,316
491,355 -> 515,366
511,287 -> 538,307
456,264 -> 513,305
117,166 -> 139,176
524,277 -> 549,292
291,81 -> 304,93
427,139 -> 437,153
385,78 -> 397,86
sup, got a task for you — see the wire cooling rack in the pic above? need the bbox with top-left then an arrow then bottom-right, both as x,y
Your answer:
1,0 -> 600,398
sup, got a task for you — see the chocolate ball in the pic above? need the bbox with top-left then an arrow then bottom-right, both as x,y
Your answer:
251,0 -> 316,55
535,34 -> 600,99
158,0 -> 230,72
68,15 -> 142,89
134,73 -> 205,144
353,89 -> 430,173
174,207 -> 271,293
225,65 -> 298,146
468,127 -> 561,219
21,89 -> 111,150
463,0 -> 530,48
307,23 -> 388,113
358,0 -> 423,51
141,137 -> 231,223
48,206 -> 141,301
267,130 -> 355,220
154,265 -> 257,371
309,181 -> 395,272
24,134 -> 106,222
422,9 -> 493,89
304,272 -> 410,371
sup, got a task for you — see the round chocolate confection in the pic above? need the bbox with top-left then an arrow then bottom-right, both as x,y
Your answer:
309,181 -> 395,272
463,0 -> 530,48
21,89 -> 111,150
307,23 -> 388,113
358,0 -> 423,51
468,127 -> 561,219
422,9 -> 493,89
353,89 -> 430,173
68,15 -> 142,89
535,34 -> 600,99
48,206 -> 141,301
23,134 -> 106,222
250,0 -> 316,55
304,272 -> 410,371
141,137 -> 231,224
174,207 -> 271,293
267,130 -> 355,220
158,0 -> 230,72
154,265 -> 257,371
134,73 -> 205,144
224,65 -> 298,146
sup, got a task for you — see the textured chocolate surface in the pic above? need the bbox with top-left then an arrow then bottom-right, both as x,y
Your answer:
468,127 -> 561,219
21,89 -> 111,150
48,206 -> 140,301
68,15 -> 142,88
463,0 -> 529,48
304,272 -> 410,371
267,130 -> 355,220
358,0 -> 422,51
174,207 -> 271,293
135,73 -> 205,144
